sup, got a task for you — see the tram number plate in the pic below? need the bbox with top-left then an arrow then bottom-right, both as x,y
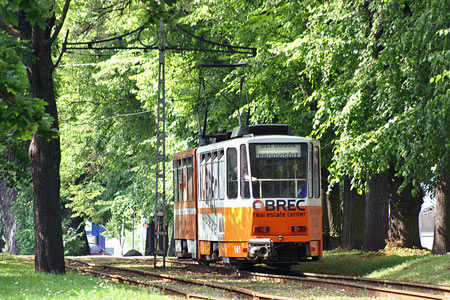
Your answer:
234,245 -> 241,254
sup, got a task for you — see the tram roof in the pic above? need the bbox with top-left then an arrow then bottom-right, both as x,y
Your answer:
173,125 -> 319,158
196,134 -> 316,152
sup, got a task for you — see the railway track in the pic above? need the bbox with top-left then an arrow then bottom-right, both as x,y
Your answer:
66,257 -> 298,300
242,271 -> 450,300
66,257 -> 450,300
298,272 -> 450,298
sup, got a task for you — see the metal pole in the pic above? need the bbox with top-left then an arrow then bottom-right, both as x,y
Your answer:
63,20 -> 257,268
154,18 -> 167,268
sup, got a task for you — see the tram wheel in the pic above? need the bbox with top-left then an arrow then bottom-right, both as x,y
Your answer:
197,258 -> 210,266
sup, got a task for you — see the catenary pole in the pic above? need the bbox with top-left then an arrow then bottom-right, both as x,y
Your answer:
154,19 -> 167,268
64,19 -> 256,268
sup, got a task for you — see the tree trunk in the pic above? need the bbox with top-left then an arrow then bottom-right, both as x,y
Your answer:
432,169 -> 450,254
72,215 -> 90,255
341,178 -> 365,250
61,173 -> 91,256
388,174 -> 423,248
145,221 -> 155,256
19,15 -> 65,273
29,134 -> 64,272
62,207 -> 90,256
321,167 -> 342,250
321,167 -> 331,249
0,180 -> 20,254
326,183 -> 341,249
364,173 -> 389,251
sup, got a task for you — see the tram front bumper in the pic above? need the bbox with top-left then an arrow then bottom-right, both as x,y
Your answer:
247,238 -> 274,260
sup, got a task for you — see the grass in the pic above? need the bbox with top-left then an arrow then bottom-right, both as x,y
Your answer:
291,245 -> 450,285
1,246 -> 449,300
0,255 -> 178,300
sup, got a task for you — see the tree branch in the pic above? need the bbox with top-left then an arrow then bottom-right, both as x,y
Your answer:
50,0 -> 71,44
0,15 -> 20,38
52,30 -> 69,70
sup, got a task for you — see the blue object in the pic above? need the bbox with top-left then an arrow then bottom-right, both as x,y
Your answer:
91,223 -> 106,248
297,183 -> 307,198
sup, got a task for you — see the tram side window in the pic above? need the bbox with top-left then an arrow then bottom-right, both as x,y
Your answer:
200,154 -> 206,200
177,159 -> 183,201
308,145 -> 313,199
218,150 -> 225,199
182,158 -> 188,201
173,160 -> 178,202
240,145 -> 250,199
186,156 -> 193,201
313,146 -> 320,198
206,153 -> 212,199
227,148 -> 238,199
212,151 -> 218,199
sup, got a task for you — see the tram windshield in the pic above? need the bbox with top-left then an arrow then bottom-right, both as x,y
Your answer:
249,143 -> 308,198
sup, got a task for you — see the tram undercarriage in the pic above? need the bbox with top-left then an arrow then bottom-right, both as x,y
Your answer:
176,238 -> 320,267
247,240 -> 319,263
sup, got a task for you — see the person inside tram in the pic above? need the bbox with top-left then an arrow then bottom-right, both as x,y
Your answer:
243,166 -> 258,182
228,158 -> 238,198
297,181 -> 307,198
287,159 -> 307,198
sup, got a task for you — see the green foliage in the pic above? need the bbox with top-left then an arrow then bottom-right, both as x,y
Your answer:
0,30 -> 55,146
53,0 -> 450,240
58,54 -> 161,222
11,182 -> 91,256
0,0 -> 52,28
430,28 -> 450,84
0,139 -> 31,190
0,213 -> 5,251
62,219 -> 85,256
169,1 -> 318,138
11,183 -> 35,255
268,0 -> 450,192
57,19 -> 162,238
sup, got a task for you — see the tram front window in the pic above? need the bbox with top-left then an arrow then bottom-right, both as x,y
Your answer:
249,143 -> 308,198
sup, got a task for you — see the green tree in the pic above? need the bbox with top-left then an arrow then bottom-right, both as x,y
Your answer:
0,0 -> 71,273
0,30 -> 53,145
54,0 -> 450,255
11,183 -> 35,255
57,1 -> 172,244
309,0 -> 450,251
1,9 -> 54,258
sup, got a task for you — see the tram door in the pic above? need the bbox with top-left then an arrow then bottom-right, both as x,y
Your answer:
173,150 -> 197,258
197,149 -> 226,259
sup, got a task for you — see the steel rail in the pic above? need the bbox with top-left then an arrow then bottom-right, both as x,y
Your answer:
298,272 -> 450,297
95,256 -> 450,298
66,257 -> 450,300
66,258 -> 298,300
66,265 -> 223,300
241,271 -> 450,300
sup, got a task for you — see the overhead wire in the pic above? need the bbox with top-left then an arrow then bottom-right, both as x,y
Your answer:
58,63 -> 249,130
61,110 -> 153,130
58,38 -> 252,130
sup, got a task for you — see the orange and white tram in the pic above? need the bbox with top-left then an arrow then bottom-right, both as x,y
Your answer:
173,125 -> 322,268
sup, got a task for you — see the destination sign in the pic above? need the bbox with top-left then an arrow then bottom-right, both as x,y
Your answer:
255,144 -> 301,159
